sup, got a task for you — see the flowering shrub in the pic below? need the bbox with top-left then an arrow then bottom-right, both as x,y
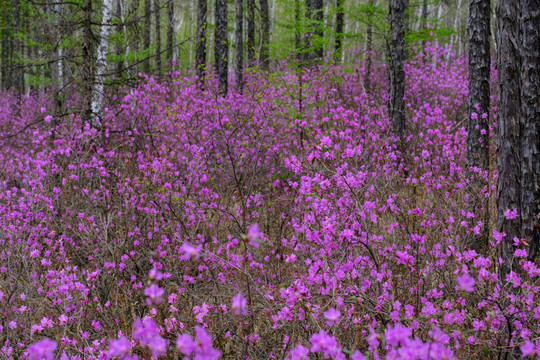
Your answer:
0,45 -> 538,359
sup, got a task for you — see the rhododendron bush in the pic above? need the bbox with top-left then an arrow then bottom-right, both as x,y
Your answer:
0,46 -> 538,360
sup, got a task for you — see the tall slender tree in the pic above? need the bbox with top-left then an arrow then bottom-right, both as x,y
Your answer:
466,0 -> 491,251
154,0 -> 162,76
389,0 -> 406,140
305,0 -> 323,60
166,0 -> 174,65
364,0 -> 375,90
520,0 -> 540,260
496,0 -> 522,274
259,0 -> 270,69
235,0 -> 243,92
215,0 -> 228,95
196,0 -> 208,85
247,0 -> 255,64
334,0 -> 344,62
91,0 -> 113,126
143,0 -> 151,74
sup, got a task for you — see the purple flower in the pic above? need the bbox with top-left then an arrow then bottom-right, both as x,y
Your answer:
108,336 -> 131,357
144,284 -> 165,305
247,223 -> 263,247
504,208 -> 518,220
27,338 -> 57,360
385,324 -> 412,347
232,293 -> 248,315
180,242 -> 202,260
456,274 -> 475,292
323,308 -> 340,326
176,334 -> 196,355
289,344 -> 309,360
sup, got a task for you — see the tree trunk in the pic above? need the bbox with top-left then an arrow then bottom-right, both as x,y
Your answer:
154,0 -> 162,76
235,0 -> 243,92
520,0 -> 540,261
295,0 -> 301,59
364,0 -> 374,89
467,0 -> 491,252
496,0 -> 522,274
259,0 -> 270,69
334,0 -> 344,62
247,0 -> 255,65
196,0 -> 207,84
167,0 -> 174,65
306,0 -> 323,60
12,0 -> 23,96
143,0 -> 151,73
91,0 -> 113,126
82,0 -> 93,121
215,0 -> 228,95
129,0 -> 139,75
389,0 -> 406,139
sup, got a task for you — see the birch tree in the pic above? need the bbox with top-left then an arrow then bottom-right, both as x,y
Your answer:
91,0 -> 113,126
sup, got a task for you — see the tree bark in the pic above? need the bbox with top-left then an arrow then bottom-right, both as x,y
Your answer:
82,0 -> 93,121
247,0 -> 255,65
154,0 -> 162,76
12,0 -> 23,96
129,0 -> 139,74
167,0 -> 175,65
496,0 -> 522,274
143,0 -> 151,73
215,0 -> 228,95
305,0 -> 323,61
259,0 -> 270,69
364,0 -> 374,90
91,0 -> 113,126
235,0 -> 243,92
467,0 -> 491,253
467,0 -> 491,170
334,0 -> 344,62
196,0 -> 207,84
389,0 -> 406,139
520,0 -> 540,261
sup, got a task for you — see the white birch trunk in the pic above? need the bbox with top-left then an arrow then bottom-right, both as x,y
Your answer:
91,0 -> 113,125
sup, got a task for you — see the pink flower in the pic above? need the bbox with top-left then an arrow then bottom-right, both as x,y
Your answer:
323,308 -> 340,326
176,334 -> 195,355
456,274 -> 475,292
504,208 -> 518,220
289,344 -> 309,359
108,336 -> 131,357
247,223 -> 263,247
232,293 -> 248,315
27,338 -> 57,360
144,284 -> 165,305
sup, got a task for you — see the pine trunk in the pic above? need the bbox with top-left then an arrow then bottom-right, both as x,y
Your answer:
389,0 -> 406,139
520,0 -> 540,260
215,0 -> 228,95
467,0 -> 491,252
496,0 -> 522,274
